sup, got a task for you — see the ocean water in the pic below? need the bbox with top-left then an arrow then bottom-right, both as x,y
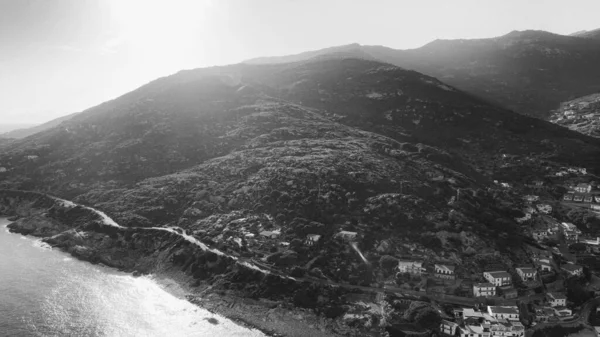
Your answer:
0,218 -> 265,337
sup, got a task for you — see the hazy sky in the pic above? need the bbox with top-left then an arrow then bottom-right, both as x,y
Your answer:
1,0 -> 599,124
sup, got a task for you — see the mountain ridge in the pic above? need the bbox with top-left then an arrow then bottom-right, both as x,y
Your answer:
244,29 -> 600,121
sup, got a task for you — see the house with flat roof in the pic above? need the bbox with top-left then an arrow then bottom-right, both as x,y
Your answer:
487,306 -> 520,321
473,283 -> 496,298
483,271 -> 512,286
516,267 -> 537,281
397,260 -> 424,275
547,293 -> 567,307
434,264 -> 455,279
440,320 -> 459,336
538,261 -> 553,272
561,264 -> 583,277
305,234 -> 321,246
575,183 -> 592,193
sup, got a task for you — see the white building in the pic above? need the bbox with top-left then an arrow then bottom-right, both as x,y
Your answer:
335,231 -> 357,242
516,267 -> 537,282
483,271 -> 512,286
305,234 -> 321,246
547,293 -> 567,307
574,183 -> 592,193
397,261 -> 424,275
561,264 -> 583,277
434,264 -> 455,279
487,306 -> 520,321
473,283 -> 496,298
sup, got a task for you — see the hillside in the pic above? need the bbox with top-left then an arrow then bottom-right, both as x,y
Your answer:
246,30 -> 600,120
550,92 -> 600,138
0,112 -> 78,139
2,58 -> 598,197
571,28 -> 600,40
0,123 -> 36,135
2,57 -> 600,334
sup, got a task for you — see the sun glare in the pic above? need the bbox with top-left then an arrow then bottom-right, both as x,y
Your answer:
107,0 -> 210,67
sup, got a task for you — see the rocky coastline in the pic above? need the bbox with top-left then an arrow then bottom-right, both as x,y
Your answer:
0,190 -> 372,337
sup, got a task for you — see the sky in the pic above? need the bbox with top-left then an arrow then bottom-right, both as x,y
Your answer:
1,0 -> 600,125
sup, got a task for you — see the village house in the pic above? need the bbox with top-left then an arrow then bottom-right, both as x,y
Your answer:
535,307 -> 557,323
305,234 -> 321,246
547,292 -> 567,307
397,260 -> 424,275
483,271 -> 512,286
561,222 -> 580,233
538,261 -> 553,272
516,267 -> 537,282
0,167 -> 6,173
532,249 -> 552,263
454,308 -> 524,337
564,230 -> 579,243
592,204 -> 600,211
595,196 -> 600,203
561,264 -> 583,277
453,308 -> 485,320
487,306 -> 520,321
532,230 -> 548,241
491,320 -> 525,336
434,264 -> 455,279
473,283 -> 496,298
440,320 -> 460,336
581,237 -> 600,253
335,231 -> 357,242
555,307 -> 573,318
575,183 -> 592,193
536,204 -> 552,214
458,322 -> 490,337
584,195 -> 593,203
573,194 -> 584,202
563,193 -> 574,201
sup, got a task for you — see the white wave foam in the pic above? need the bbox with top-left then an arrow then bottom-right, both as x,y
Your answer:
32,240 -> 52,250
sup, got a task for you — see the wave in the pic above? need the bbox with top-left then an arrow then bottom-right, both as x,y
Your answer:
31,240 -> 52,250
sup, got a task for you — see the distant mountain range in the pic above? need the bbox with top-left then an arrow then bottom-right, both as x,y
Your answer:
246,29 -> 600,120
571,28 -> 600,40
0,124 -> 36,136
0,112 -> 78,139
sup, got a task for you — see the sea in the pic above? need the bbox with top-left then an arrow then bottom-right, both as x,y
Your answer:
0,218 -> 265,337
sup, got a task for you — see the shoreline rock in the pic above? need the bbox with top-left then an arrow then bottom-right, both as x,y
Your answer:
0,190 -> 372,336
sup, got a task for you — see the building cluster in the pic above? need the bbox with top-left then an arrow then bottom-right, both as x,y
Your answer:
563,182 -> 600,210
441,295 -> 575,337
441,306 -> 524,337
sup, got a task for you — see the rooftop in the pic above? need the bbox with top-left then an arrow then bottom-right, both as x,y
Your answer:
485,271 -> 511,278
547,292 -> 567,300
474,282 -> 495,288
562,264 -> 582,272
435,264 -> 455,271
517,267 -> 537,274
489,306 -> 519,315
398,260 -> 422,266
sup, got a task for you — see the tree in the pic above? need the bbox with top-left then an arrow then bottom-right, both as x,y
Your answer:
379,255 -> 398,271
569,242 -> 587,253
403,301 -> 441,330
